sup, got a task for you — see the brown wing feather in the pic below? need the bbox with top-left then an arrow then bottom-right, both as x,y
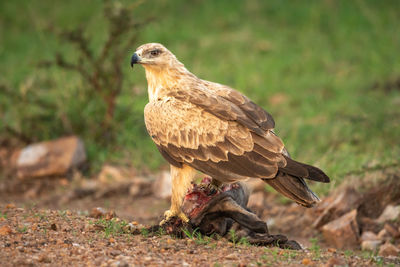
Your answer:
279,156 -> 330,183
263,171 -> 320,207
205,82 -> 275,130
156,145 -> 182,168
140,47 -> 330,207
148,82 -> 329,184
171,88 -> 266,136
144,86 -> 287,183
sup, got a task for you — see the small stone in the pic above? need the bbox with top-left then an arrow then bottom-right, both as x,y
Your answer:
152,171 -> 172,199
360,231 -> 380,242
105,211 -> 117,220
225,253 -> 239,260
378,242 -> 400,257
37,254 -> 51,263
90,207 -> 107,218
5,203 -> 16,209
0,225 -> 12,236
13,136 -> 86,179
50,223 -> 57,231
313,187 -> 360,229
129,177 -> 152,197
323,257 -> 345,267
98,165 -> 130,185
302,258 -> 312,265
327,247 -> 337,253
361,240 -> 381,251
376,205 -> 400,224
321,209 -> 359,249
384,223 -> 400,238
109,249 -> 120,256
377,229 -> 391,241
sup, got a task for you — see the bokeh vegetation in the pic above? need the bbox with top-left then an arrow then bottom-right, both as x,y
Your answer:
1,0 -> 399,193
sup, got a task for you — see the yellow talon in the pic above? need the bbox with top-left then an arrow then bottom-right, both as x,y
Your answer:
159,209 -> 189,225
178,212 -> 189,223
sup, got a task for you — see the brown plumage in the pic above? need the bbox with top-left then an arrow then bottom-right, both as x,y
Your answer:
130,43 -> 330,223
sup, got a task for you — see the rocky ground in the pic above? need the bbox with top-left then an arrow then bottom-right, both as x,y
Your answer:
1,170 -> 400,267
1,138 -> 400,266
1,203 -> 399,267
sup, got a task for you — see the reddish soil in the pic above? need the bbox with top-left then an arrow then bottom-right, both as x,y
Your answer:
1,167 -> 400,266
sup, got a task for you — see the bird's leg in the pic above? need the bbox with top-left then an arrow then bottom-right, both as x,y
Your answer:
160,164 -> 196,225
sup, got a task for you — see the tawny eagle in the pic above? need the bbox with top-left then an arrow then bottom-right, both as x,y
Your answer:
131,43 -> 330,223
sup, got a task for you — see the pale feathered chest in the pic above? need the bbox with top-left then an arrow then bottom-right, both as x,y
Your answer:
144,97 -> 230,149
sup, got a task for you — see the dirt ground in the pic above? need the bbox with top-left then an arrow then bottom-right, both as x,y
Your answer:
0,164 -> 400,267
1,203 -> 398,267
1,171 -> 400,267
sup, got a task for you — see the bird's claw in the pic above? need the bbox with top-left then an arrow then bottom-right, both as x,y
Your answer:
159,209 -> 189,225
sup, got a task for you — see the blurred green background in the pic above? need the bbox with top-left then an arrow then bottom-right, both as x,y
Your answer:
1,0 -> 399,194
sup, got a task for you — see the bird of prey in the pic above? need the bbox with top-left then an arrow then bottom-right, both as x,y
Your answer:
131,43 -> 330,224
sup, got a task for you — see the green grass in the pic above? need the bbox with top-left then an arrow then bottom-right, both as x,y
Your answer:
140,227 -> 149,237
1,0 -> 399,194
309,237 -> 322,260
93,218 -> 129,238
17,225 -> 28,233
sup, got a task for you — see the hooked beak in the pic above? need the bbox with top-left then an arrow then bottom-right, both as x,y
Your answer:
130,53 -> 141,68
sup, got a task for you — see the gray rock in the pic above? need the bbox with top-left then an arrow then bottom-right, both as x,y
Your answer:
13,136 -> 86,178
152,171 -> 172,199
376,205 -> 400,224
360,231 -> 380,242
377,228 -> 391,242
361,240 -> 381,251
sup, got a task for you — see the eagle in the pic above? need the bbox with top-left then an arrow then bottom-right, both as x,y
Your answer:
130,43 -> 330,224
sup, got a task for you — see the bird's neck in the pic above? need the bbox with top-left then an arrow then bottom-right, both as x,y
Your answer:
144,65 -> 195,101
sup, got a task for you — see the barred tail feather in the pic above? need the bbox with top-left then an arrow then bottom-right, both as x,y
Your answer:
263,171 -> 320,208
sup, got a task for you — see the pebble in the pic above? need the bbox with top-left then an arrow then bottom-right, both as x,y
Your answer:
225,253 -> 239,260
377,229 -> 391,241
0,225 -> 12,236
378,242 -> 400,257
360,231 -> 379,242
37,254 -> 51,263
376,205 -> 400,223
302,258 -> 312,265
384,223 -> 400,238
323,257 -> 345,267
361,240 -> 381,251
5,203 -> 16,209
50,223 -> 57,231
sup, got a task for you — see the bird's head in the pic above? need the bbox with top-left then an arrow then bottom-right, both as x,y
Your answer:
130,43 -> 180,71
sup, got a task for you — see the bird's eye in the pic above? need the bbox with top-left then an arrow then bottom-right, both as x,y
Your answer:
150,49 -> 161,56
